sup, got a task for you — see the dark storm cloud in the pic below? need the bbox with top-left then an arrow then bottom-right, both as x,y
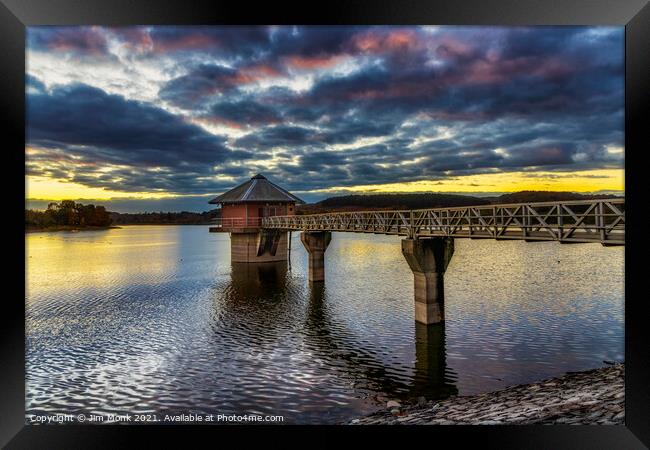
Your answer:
27,83 -> 243,163
158,64 -> 243,109
155,26 -> 372,110
157,25 -> 623,143
234,125 -> 317,149
26,74 -> 46,93
147,26 -> 272,57
498,28 -> 581,58
27,81 -> 255,194
502,144 -> 577,167
269,26 -> 363,56
29,26 -> 273,59
298,151 -> 347,170
26,26 -> 624,198
28,27 -> 112,58
207,98 -> 282,126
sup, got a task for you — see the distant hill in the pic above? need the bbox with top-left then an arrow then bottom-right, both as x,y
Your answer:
298,193 -> 490,214
296,191 -> 623,214
486,190 -> 621,204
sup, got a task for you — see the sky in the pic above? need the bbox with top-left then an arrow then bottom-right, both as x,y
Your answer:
26,26 -> 624,212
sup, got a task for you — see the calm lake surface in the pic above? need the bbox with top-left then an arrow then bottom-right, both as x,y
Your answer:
25,225 -> 624,424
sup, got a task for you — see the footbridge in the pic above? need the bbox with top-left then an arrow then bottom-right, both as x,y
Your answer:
262,199 -> 625,244
259,199 -> 625,325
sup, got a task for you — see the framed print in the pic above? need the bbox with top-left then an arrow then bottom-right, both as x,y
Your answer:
2,0 -> 649,447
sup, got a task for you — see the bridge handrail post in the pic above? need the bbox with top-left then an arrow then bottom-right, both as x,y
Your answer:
522,206 -> 528,238
598,201 -> 606,242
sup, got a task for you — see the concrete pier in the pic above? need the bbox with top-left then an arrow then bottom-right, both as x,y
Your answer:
300,231 -> 332,282
401,237 -> 454,325
231,230 -> 288,263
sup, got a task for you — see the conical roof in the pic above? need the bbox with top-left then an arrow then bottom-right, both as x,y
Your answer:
208,174 -> 305,204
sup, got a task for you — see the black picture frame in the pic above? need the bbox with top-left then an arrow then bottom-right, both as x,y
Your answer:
2,0 -> 648,447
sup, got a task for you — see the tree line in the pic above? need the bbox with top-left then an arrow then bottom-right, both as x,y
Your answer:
26,200 -> 112,229
489,190 -> 620,204
109,209 -> 220,225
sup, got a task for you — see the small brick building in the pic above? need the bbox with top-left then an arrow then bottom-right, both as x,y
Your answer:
209,174 -> 304,262
209,173 -> 304,228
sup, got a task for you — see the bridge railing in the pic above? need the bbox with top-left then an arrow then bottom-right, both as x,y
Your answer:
262,199 -> 624,245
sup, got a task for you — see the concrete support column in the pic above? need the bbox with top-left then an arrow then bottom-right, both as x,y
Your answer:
401,237 -> 454,325
231,231 -> 287,263
300,231 -> 332,282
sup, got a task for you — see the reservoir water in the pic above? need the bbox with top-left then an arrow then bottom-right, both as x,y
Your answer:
25,225 -> 624,424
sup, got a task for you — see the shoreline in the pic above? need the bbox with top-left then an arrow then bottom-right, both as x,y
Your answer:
26,224 -> 215,232
348,364 -> 624,425
110,223 -> 213,226
25,226 -> 122,233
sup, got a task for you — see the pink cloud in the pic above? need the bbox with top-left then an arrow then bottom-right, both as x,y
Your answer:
46,28 -> 108,56
283,54 -> 346,70
152,34 -> 220,53
232,63 -> 283,84
351,29 -> 423,55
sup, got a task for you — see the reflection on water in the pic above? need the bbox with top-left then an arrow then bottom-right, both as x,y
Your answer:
26,226 -> 624,424
413,324 -> 457,400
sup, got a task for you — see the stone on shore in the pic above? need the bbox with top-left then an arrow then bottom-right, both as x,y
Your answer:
347,364 -> 624,425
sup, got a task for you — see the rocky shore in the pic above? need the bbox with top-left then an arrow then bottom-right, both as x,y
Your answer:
349,364 -> 624,425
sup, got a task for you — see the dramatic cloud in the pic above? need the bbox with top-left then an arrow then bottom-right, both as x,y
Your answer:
28,26 -> 111,57
27,83 -> 253,194
26,25 -> 624,204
